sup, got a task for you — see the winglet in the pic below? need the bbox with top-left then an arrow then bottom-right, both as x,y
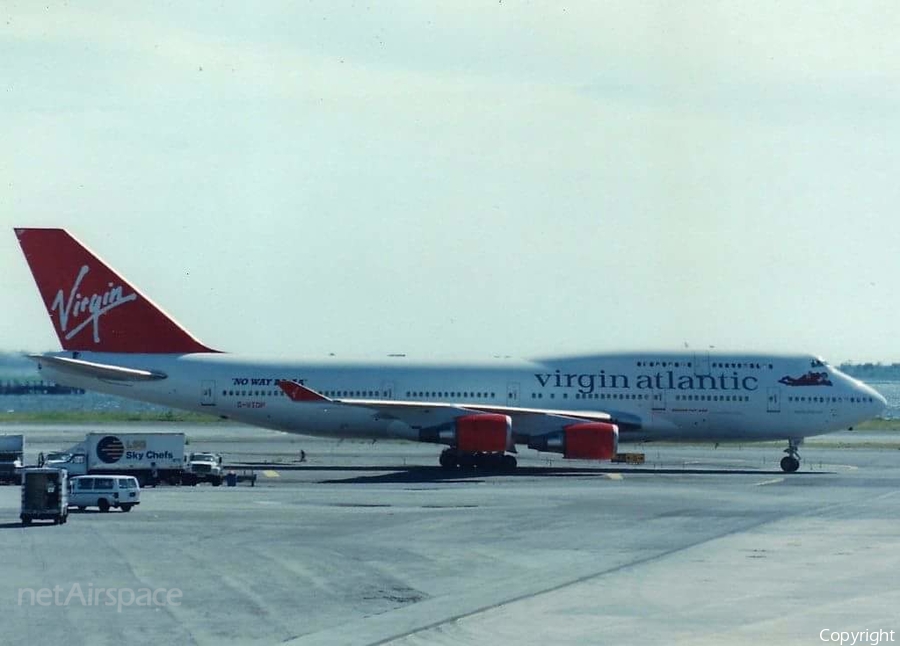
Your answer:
277,380 -> 332,402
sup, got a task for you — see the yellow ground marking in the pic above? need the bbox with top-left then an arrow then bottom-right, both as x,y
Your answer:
262,470 -> 280,478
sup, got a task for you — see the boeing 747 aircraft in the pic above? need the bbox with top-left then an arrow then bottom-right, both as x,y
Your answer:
14,228 -> 886,472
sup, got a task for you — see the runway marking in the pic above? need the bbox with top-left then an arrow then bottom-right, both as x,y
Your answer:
294,478 -> 896,646
755,478 -> 784,487
262,470 -> 280,478
360,508 -> 786,646
604,473 -> 624,480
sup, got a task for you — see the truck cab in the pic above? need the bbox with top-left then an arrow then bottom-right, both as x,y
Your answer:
44,452 -> 88,476
184,452 -> 224,486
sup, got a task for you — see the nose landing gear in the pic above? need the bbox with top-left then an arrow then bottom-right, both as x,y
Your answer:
780,438 -> 802,473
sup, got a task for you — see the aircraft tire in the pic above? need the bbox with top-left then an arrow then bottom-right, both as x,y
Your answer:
439,450 -> 457,469
780,456 -> 800,473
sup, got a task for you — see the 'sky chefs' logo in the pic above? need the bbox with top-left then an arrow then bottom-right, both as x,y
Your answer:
51,265 -> 137,344
95,436 -> 174,463
96,436 -> 126,464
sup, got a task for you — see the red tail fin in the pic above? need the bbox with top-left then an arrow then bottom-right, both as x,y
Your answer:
15,228 -> 216,354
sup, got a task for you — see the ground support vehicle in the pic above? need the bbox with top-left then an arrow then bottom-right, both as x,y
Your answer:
20,468 -> 68,526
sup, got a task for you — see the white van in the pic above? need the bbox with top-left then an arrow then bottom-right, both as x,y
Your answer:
68,475 -> 141,512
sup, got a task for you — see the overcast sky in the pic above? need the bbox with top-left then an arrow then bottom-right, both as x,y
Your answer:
2,2 -> 899,362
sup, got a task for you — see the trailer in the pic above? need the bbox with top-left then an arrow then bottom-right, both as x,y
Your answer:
44,433 -> 185,486
0,434 -> 24,485
21,468 -> 68,526
224,469 -> 258,487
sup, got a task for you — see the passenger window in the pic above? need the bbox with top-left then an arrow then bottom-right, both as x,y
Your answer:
95,478 -> 114,489
77,479 -> 93,490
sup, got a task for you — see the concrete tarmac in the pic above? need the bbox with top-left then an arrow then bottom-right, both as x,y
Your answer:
1,423 -> 899,645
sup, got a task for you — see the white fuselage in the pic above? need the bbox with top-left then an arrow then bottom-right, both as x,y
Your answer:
35,350 -> 885,445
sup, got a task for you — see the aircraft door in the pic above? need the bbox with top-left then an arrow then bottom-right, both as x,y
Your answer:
651,389 -> 666,411
693,352 -> 710,375
201,380 -> 216,407
767,387 -> 781,413
380,381 -> 395,400
507,382 -> 520,406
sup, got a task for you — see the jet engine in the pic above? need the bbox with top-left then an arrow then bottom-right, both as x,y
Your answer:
419,413 -> 512,452
527,422 -> 619,460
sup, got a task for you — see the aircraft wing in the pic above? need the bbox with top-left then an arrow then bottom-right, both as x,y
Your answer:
276,380 -> 630,438
28,354 -> 168,382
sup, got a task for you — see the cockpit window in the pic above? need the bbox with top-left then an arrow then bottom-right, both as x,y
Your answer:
811,357 -> 830,368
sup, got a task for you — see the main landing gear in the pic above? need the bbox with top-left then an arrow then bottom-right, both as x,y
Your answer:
780,438 -> 802,473
439,448 -> 517,471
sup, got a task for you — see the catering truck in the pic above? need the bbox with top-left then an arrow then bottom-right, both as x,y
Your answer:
0,434 -> 24,484
44,433 -> 185,486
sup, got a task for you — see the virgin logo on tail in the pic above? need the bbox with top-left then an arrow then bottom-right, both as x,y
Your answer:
51,265 -> 137,343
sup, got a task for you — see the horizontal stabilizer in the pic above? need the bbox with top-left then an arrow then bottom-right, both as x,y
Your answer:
29,354 -> 168,382
277,380 -> 332,402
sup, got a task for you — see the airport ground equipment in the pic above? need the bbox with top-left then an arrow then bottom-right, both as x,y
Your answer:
20,467 -> 68,526
68,475 -> 140,512
234,469 -> 257,486
44,432 -> 186,486
183,452 -> 224,486
0,434 -> 24,484
611,452 -> 646,465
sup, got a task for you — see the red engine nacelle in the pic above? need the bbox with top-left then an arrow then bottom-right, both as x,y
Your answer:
527,422 -> 619,460
454,414 -> 511,453
562,422 -> 618,460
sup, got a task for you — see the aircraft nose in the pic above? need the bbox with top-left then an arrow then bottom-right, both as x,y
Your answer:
862,383 -> 887,416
